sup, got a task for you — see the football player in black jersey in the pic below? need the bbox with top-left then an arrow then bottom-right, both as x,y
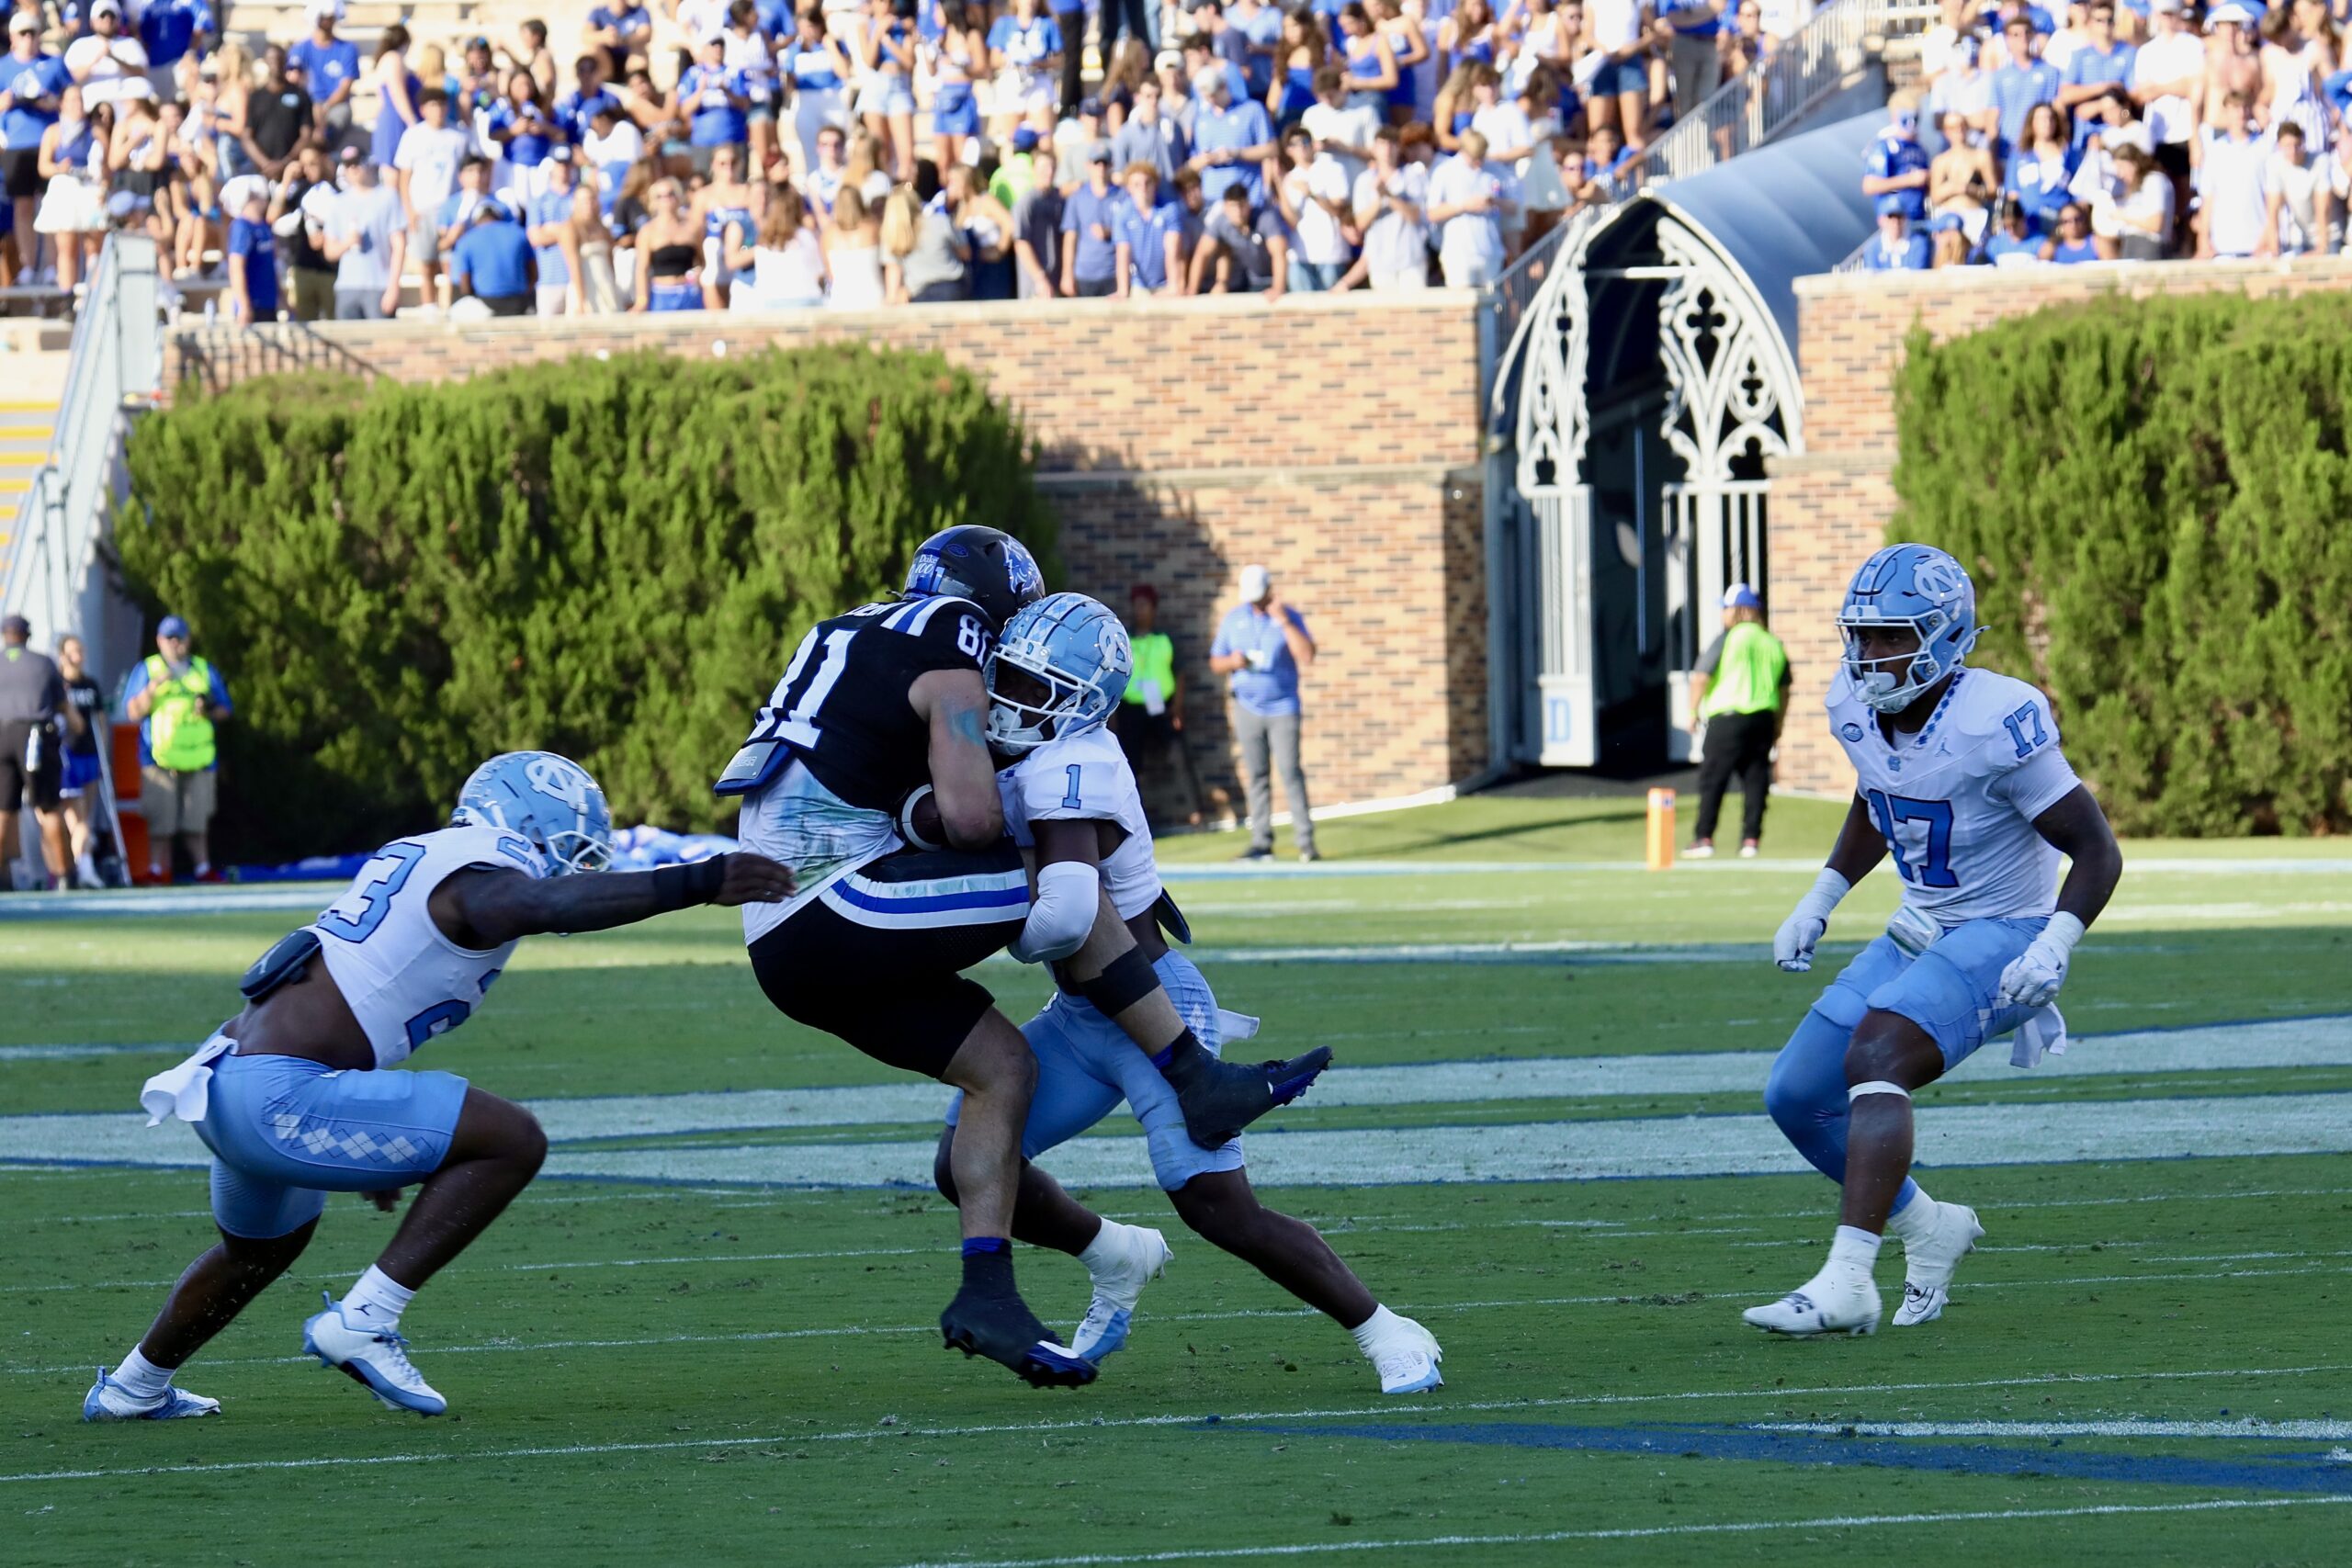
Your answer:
719,527 -> 1331,1389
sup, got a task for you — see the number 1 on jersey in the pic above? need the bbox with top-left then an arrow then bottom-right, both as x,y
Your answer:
1060,763 -> 1082,810
754,627 -> 856,749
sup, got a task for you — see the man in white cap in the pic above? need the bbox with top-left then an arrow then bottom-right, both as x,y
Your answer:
1209,564 -> 1319,862
1685,582 -> 1791,860
63,0 -> 150,108
287,0 -> 361,144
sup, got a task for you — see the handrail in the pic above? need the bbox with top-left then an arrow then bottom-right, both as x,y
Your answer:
1636,0 -> 1939,191
0,233 -> 161,644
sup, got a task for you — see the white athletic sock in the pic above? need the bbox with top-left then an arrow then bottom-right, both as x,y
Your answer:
1826,1225 -> 1883,1280
1077,1220 -> 1135,1280
1886,1190 -> 1939,1246
111,1348 -> 175,1400
1349,1303 -> 1404,1355
344,1265 -> 417,1332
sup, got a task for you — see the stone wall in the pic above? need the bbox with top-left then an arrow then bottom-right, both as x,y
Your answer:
1769,256 -> 2352,795
164,294 -> 1490,821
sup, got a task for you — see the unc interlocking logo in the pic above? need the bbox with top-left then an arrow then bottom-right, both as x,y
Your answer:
1912,556 -> 1966,602
1093,620 -> 1133,677
526,756 -> 593,813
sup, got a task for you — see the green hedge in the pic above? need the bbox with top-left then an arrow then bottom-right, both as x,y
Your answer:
117,345 -> 1058,861
1892,291 -> 2352,837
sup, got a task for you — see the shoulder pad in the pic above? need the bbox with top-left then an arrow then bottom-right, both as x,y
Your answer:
1948,670 -> 2061,769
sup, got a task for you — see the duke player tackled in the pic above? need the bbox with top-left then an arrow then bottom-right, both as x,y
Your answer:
724,528 -> 1333,1389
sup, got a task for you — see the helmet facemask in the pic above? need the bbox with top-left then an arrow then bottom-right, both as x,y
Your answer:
985,647 -> 1101,755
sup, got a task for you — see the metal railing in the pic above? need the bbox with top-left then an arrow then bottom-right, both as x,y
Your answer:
1636,0 -> 1939,190
0,234 -> 163,647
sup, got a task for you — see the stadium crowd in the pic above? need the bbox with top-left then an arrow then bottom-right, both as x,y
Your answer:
0,0 -> 1835,313
1860,0 -> 2352,268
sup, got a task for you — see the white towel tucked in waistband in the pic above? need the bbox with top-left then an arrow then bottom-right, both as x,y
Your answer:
1217,1010 -> 1261,1045
140,1034 -> 236,1127
2010,1005 -> 2068,1069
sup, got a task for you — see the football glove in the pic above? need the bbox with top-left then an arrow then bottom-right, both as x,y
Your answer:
1996,912 -> 2085,1009
1773,868 -> 1851,974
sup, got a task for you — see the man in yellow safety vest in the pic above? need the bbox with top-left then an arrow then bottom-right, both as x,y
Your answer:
122,615 -> 233,884
1686,582 -> 1791,860
1110,583 -> 1204,828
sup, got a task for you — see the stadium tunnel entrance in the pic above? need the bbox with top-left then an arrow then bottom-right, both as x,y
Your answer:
1489,112 -> 1881,777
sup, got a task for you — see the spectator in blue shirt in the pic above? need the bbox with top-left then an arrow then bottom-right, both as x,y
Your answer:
1059,140 -> 1128,294
2004,100 -> 2075,231
526,146 -> 581,313
553,54 -> 621,143
1111,73 -> 1189,182
1114,160 -> 1188,294
1979,197 -> 2043,264
583,2 -> 653,78
1209,563 -> 1319,862
1988,15 -> 2059,152
679,33 -> 750,169
484,70 -> 565,181
1,15 -> 70,247
2039,200 -> 2101,262
287,2 -> 361,139
2056,2 -> 2133,145
1657,0 -> 1724,118
1860,109 -> 1930,220
225,182 -> 277,323
1860,210 -> 1933,269
448,198 -> 536,314
135,0 -> 213,78
1188,62 -> 1276,207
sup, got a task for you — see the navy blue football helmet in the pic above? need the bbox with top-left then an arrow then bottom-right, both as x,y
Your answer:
903,526 -> 1046,633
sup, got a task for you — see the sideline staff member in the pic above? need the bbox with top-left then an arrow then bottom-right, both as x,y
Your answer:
123,615 -> 232,883
0,613 -> 67,889
1685,582 -> 1790,860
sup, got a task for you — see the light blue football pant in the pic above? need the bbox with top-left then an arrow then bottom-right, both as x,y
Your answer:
945,950 -> 1245,1190
1763,916 -> 2052,1217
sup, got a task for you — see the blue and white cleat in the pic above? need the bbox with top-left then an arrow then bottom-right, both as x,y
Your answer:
82,1369 -> 220,1421
1070,1224 -> 1172,1360
1364,1314 -> 1445,1394
1742,1269 -> 1882,1337
301,1292 -> 448,1416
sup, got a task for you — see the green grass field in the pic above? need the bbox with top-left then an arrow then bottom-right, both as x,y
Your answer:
5,796 -> 2351,1567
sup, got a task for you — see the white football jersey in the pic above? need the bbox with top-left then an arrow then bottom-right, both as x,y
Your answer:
1827,665 -> 2083,926
998,727 -> 1159,920
306,824 -> 547,1069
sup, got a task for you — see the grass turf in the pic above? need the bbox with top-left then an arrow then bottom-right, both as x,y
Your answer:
3,795 -> 2350,1566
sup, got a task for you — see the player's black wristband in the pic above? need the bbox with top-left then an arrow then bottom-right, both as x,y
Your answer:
651,855 -> 729,911
1079,945 -> 1159,1018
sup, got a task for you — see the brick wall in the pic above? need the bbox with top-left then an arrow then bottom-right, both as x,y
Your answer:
164,294 -> 1490,820
1770,256 -> 2352,795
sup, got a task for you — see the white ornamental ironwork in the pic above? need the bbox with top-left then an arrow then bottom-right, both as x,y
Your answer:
1510,209 -> 1606,495
1655,217 -> 1802,485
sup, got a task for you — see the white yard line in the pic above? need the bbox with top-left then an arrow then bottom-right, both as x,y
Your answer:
12,1265 -> 2350,1372
1754,1419 -> 2352,1439
879,1497 -> 2352,1568
8,1015 -> 2347,1168
2,1360 -> 2341,1484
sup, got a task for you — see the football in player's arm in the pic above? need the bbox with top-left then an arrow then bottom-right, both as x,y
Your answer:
1746,545 -> 2122,1338
84,752 -> 793,1424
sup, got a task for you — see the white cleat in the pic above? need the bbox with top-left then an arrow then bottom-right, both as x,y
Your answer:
1742,1269 -> 1882,1337
1365,1315 -> 1445,1394
301,1292 -> 447,1416
82,1370 -> 220,1421
1069,1224 -> 1173,1361
1894,1201 -> 1984,1327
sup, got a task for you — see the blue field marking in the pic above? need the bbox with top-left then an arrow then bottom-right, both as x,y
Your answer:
1227,1420 -> 2352,1495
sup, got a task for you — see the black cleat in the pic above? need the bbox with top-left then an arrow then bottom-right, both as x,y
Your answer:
1161,1037 -> 1334,1149
940,1283 -> 1098,1390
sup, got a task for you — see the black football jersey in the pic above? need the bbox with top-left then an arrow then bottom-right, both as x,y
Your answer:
715,595 -> 996,811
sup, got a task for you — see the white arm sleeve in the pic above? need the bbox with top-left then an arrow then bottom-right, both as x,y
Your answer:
1009,860 -> 1101,964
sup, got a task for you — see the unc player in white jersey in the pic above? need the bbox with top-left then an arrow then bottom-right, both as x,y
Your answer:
1744,546 -> 2121,1337
82,752 -> 794,1422
933,594 -> 1443,1393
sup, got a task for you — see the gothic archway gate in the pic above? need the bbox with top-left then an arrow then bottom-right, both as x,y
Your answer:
1493,201 -> 1801,772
